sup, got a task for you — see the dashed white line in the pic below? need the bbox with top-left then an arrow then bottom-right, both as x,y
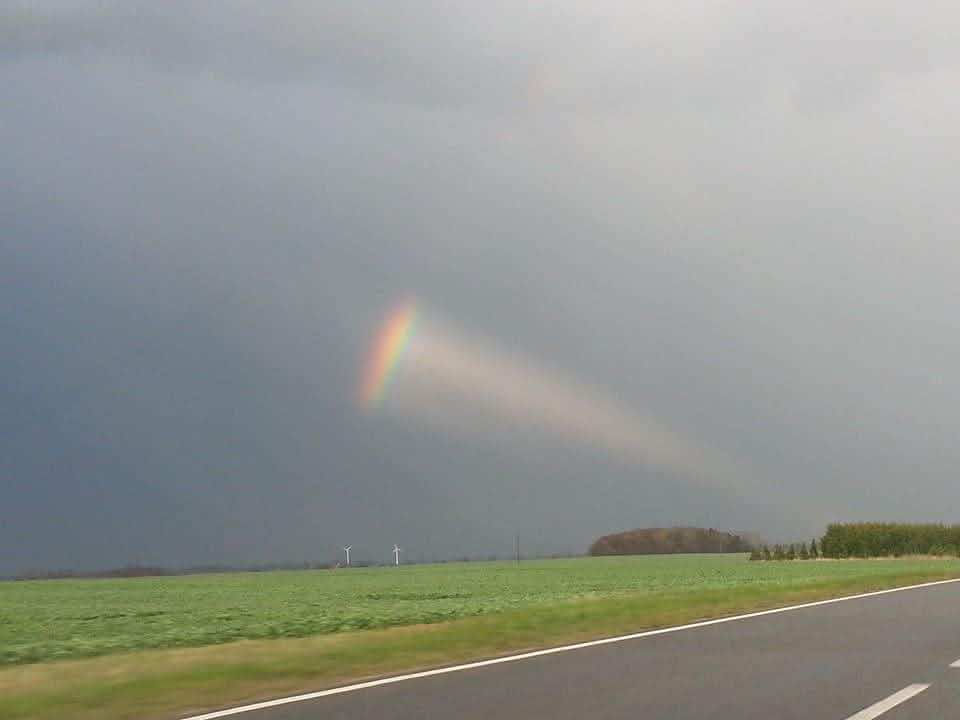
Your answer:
180,577 -> 960,720
843,684 -> 930,720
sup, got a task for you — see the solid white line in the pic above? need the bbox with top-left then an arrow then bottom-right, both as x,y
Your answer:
181,576 -> 960,720
843,684 -> 930,720
950,658 -> 960,668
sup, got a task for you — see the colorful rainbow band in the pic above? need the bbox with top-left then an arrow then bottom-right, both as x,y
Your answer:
358,299 -> 418,408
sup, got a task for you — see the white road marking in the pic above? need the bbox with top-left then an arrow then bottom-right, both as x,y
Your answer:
950,658 -> 960,668
181,577 -> 960,720
843,684 -> 930,720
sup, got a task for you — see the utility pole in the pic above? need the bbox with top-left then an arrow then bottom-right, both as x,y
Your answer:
515,533 -> 520,564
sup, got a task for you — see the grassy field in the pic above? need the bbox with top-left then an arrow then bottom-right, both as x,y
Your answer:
4,555 -> 960,666
3,555 -> 960,720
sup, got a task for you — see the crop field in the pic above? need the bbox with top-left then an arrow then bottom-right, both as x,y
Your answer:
4,554 -> 958,667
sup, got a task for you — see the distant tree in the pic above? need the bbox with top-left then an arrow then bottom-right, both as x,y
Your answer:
773,545 -> 786,561
809,539 -> 819,559
819,522 -> 960,559
762,545 -> 772,561
786,544 -> 797,560
749,548 -> 762,561
588,526 -> 750,556
799,544 -> 809,560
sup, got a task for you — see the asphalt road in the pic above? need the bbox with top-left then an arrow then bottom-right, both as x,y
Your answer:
195,581 -> 960,720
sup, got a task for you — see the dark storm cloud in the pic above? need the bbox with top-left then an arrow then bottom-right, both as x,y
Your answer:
4,2 -> 960,573
0,1 -> 536,108
5,1 -> 960,111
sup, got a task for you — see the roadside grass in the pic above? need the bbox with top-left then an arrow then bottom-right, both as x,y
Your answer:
3,559 -> 959,720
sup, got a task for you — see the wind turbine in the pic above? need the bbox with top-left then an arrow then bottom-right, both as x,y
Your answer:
343,545 -> 352,567
393,544 -> 401,566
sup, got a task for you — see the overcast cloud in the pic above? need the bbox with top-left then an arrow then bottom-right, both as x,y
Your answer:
3,2 -> 960,573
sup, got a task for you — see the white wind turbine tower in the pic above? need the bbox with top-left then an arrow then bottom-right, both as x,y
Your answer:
393,544 -> 401,566
343,545 -> 352,567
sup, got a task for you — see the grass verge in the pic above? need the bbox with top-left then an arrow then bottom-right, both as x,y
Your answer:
3,566 -> 960,720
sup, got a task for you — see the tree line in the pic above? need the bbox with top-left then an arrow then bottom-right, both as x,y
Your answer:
749,540 -> 819,561
590,527 -> 751,555
749,523 -> 960,561
819,522 -> 960,558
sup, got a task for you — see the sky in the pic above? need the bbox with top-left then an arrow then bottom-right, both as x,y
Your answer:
3,1 -> 960,574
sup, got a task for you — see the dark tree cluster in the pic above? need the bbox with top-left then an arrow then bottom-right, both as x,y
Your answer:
589,527 -> 752,556
819,523 -> 960,559
749,540 -> 819,561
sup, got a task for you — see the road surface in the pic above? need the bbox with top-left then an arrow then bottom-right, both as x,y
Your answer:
188,580 -> 960,720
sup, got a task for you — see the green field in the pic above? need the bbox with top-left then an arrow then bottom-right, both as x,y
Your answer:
4,554 -> 960,667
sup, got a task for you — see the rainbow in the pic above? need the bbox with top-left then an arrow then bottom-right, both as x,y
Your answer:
358,299 -> 418,408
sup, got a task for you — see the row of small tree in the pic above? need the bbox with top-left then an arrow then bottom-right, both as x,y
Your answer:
749,540 -> 819,561
748,523 -> 960,561
820,522 -> 960,558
